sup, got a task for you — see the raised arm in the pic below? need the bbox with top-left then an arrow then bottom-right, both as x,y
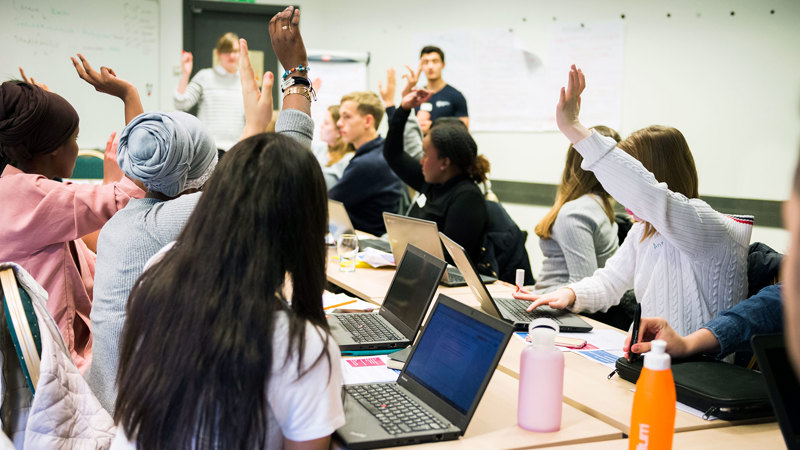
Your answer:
556,65 -> 743,257
383,90 -> 433,191
270,6 -> 310,117
71,54 -> 142,125
176,51 -> 193,94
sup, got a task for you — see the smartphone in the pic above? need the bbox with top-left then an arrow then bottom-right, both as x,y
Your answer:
555,336 -> 587,349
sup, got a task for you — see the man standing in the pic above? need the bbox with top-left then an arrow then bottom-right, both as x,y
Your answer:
410,45 -> 469,133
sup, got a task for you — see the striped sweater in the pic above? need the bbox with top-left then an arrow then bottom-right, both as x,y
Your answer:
174,66 -> 245,151
568,132 -> 753,336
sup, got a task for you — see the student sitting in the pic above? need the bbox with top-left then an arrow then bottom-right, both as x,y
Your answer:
533,126 -> 621,293
111,14 -> 342,450
625,283 -> 782,359
88,26 -> 314,414
383,88 -> 489,264
0,59 -> 146,371
312,104 -> 354,189
328,91 -> 403,236
515,66 -> 753,336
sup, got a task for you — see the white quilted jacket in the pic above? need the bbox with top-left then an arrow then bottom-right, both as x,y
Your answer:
0,263 -> 116,449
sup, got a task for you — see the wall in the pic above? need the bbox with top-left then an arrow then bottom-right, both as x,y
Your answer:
129,0 -> 800,255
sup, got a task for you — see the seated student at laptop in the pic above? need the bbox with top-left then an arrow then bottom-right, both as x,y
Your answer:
533,126 -> 621,294
328,91 -> 403,236
112,11 -> 343,450
624,284 -> 782,359
383,88 -> 489,265
515,66 -> 753,337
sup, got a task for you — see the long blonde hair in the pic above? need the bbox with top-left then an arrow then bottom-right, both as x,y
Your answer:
618,125 -> 699,241
325,105 -> 354,166
535,125 -> 621,240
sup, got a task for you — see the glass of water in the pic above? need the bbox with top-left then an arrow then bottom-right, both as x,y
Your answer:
337,234 -> 359,272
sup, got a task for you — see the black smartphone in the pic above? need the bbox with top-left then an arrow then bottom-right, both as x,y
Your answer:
628,303 -> 642,362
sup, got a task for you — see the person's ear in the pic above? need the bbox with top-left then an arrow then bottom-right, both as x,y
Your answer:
364,114 -> 374,130
440,156 -> 451,171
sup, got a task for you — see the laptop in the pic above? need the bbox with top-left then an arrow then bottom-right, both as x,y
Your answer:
327,244 -> 446,352
440,232 -> 593,332
383,212 -> 497,287
751,334 -> 800,449
335,294 -> 513,449
328,199 -> 392,252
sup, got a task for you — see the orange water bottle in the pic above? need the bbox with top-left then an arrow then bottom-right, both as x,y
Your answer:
628,339 -> 675,450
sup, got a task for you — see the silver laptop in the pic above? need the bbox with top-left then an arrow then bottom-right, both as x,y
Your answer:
335,294 -> 513,449
327,244 -> 446,352
383,212 -> 496,287
328,199 -> 391,252
440,232 -> 593,332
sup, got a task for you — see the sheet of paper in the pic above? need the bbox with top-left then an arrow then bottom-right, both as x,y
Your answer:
573,349 -> 625,369
341,356 -> 401,385
561,329 -> 627,351
358,248 -> 395,268
322,291 -> 375,311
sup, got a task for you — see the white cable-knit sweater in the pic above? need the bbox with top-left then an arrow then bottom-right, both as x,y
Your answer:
568,132 -> 753,336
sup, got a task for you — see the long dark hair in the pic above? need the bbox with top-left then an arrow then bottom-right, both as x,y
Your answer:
113,133 -> 331,449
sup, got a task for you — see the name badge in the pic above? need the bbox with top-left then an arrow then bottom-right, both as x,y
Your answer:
420,102 -> 433,112
416,194 -> 427,208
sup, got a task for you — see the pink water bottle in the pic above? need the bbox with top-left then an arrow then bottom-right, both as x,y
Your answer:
518,318 -> 564,431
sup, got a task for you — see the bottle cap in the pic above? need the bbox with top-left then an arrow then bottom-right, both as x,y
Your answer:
528,318 -> 559,348
643,339 -> 671,371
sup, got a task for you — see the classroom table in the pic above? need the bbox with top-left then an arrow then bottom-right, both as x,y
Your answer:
554,422 -> 784,449
327,253 -> 778,443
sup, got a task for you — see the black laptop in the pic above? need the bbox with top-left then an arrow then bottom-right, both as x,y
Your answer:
440,232 -> 593,332
328,244 -> 446,352
751,334 -> 800,449
335,294 -> 513,449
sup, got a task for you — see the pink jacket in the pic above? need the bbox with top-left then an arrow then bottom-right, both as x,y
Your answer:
0,165 -> 143,372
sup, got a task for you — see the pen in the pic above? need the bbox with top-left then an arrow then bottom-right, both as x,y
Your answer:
324,299 -> 357,310
629,303 -> 642,362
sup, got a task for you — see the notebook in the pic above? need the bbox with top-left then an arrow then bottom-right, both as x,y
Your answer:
751,334 -> 800,449
335,294 -> 513,448
440,232 -> 593,332
382,212 -> 497,287
328,199 -> 391,252
328,244 -> 446,352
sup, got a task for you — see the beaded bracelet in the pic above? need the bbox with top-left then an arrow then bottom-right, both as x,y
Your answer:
282,64 -> 309,80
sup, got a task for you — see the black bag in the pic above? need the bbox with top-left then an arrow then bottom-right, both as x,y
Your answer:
614,356 -> 773,421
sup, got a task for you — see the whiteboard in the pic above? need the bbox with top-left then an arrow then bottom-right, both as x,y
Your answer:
0,0 -> 160,149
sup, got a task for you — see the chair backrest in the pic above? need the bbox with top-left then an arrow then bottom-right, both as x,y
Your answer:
0,268 -> 41,395
482,200 -> 534,285
70,149 -> 104,181
747,242 -> 783,297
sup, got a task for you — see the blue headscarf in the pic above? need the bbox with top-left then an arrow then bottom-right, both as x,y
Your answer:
117,112 -> 217,197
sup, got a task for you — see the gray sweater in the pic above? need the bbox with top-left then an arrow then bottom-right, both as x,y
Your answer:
86,109 -> 314,413
534,194 -> 619,294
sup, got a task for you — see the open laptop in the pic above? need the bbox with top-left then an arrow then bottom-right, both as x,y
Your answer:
335,294 -> 513,449
328,244 -> 446,352
440,232 -> 593,332
383,212 -> 496,287
328,199 -> 392,252
751,334 -> 800,449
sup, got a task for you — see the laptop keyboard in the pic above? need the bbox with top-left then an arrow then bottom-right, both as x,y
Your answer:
495,297 -> 563,323
445,267 -> 464,284
347,383 -> 449,435
360,238 -> 392,253
337,314 -> 402,342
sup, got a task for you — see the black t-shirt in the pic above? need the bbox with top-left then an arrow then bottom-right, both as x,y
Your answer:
418,84 -> 468,121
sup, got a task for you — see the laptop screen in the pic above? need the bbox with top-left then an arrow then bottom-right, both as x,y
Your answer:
382,246 -> 444,330
403,300 -> 506,415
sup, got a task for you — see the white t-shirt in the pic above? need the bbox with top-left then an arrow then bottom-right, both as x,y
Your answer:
109,312 -> 345,448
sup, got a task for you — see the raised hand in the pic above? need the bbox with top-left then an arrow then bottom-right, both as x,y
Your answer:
239,38 -> 274,139
18,67 -> 50,91
512,287 -> 575,311
102,131 -> 125,185
400,87 -> 433,110
71,54 -> 134,99
555,64 -> 591,144
312,77 -> 322,93
71,54 -> 142,124
269,6 -> 308,74
401,63 -> 422,98
378,68 -> 397,107
181,51 -> 193,76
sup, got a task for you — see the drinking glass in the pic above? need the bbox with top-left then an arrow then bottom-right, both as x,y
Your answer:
337,234 -> 359,272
